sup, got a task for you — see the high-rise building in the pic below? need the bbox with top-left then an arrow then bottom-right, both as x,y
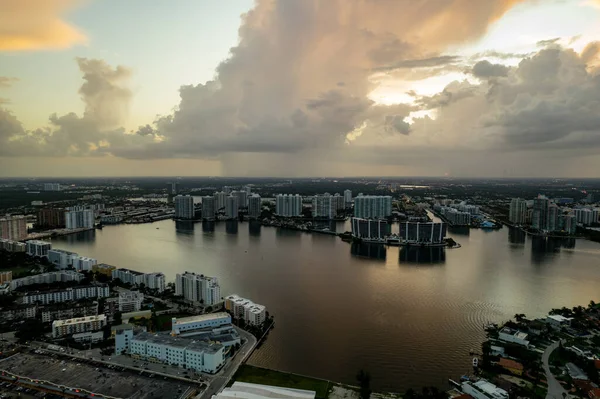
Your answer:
37,208 -> 66,229
333,194 -> 345,212
547,203 -> 559,232
214,191 -> 227,212
226,196 -> 239,219
351,218 -> 391,239
170,182 -> 180,195
574,208 -> 595,225
175,272 -> 221,305
48,249 -> 79,269
223,186 -> 233,195
344,190 -> 352,206
26,240 -> 52,257
275,194 -> 302,217
532,195 -> 550,231
312,194 -> 336,219
353,195 -> 392,219
0,215 -> 27,241
248,194 -> 262,219
399,222 -> 447,243
244,185 -> 252,195
201,196 -> 215,220
65,209 -> 95,229
232,191 -> 247,208
44,183 -> 61,191
509,198 -> 527,225
174,195 -> 195,220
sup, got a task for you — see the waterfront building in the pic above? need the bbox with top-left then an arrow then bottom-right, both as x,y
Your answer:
201,196 -> 216,220
547,203 -> 559,232
224,294 -> 267,326
351,218 -> 390,240
0,215 -> 27,241
174,195 -> 195,220
312,194 -> 336,219
214,191 -> 227,212
52,314 -> 106,338
0,271 -> 12,284
441,208 -> 471,225
498,326 -> 529,346
114,325 -> 134,354
509,198 -> 527,225
399,222 -> 447,244
72,256 -> 97,271
144,272 -> 166,292
574,208 -> 595,226
461,380 -> 508,399
0,304 -> 38,321
112,268 -> 145,286
532,195 -> 550,231
248,194 -> 262,219
22,285 -> 110,305
130,332 -> 225,373
44,183 -> 61,191
344,189 -> 352,207
232,190 -> 248,208
26,240 -> 52,257
0,239 -> 26,252
171,313 -> 232,334
275,194 -> 302,217
48,249 -> 79,269
93,263 -> 117,276
560,214 -> 577,234
118,290 -> 144,312
175,272 -> 221,305
353,195 -> 392,219
41,300 -> 99,323
226,196 -> 239,219
10,271 -> 84,290
65,209 -> 95,229
37,208 -> 66,228
170,182 -> 180,195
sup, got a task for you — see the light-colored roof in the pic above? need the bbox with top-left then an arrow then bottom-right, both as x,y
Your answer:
172,312 -> 230,326
52,314 -> 106,327
214,382 -> 316,399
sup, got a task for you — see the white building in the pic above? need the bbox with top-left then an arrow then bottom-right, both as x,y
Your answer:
248,194 -> 262,219
26,240 -> 52,257
312,194 -> 336,219
144,273 -> 166,293
175,272 -> 221,305
118,290 -> 144,312
174,195 -> 195,220
112,268 -> 145,286
498,327 -> 529,346
353,195 -> 392,219
509,198 -> 527,225
0,238 -> 26,252
171,313 -> 232,335
224,294 -> 267,325
73,331 -> 104,343
226,196 -> 239,219
0,215 -> 27,241
344,189 -> 352,206
11,271 -> 84,290
48,249 -> 79,269
214,191 -> 228,212
130,332 -> 224,374
23,285 -> 110,305
72,256 -> 97,271
114,325 -> 134,354
52,314 -> 106,338
574,208 -> 595,226
201,196 -> 216,220
461,380 -> 508,399
546,314 -> 573,327
232,190 -> 248,208
215,382 -> 316,399
65,209 -> 95,229
44,183 -> 61,191
275,194 -> 302,217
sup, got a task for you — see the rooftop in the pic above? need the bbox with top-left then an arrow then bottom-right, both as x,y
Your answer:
49,249 -> 78,255
172,312 -> 231,326
115,268 -> 144,275
547,314 -> 573,322
215,382 -> 316,399
133,332 -> 223,354
498,358 -> 524,371
52,314 -> 106,327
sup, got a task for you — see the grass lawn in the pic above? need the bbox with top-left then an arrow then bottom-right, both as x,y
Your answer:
232,365 -> 331,398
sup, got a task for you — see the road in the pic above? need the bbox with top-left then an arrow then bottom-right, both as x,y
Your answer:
542,341 -> 568,399
200,327 -> 257,399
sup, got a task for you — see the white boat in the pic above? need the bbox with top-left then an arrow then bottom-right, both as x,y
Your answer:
472,357 -> 479,368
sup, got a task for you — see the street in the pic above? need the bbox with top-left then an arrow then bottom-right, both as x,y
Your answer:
542,341 -> 568,399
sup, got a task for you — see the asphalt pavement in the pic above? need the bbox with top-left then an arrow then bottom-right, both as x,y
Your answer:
542,341 -> 568,399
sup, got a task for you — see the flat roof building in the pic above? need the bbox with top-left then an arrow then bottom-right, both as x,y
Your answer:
171,312 -> 231,335
52,314 -> 107,338
215,382 -> 316,399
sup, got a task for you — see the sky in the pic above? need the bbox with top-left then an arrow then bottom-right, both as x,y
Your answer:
0,0 -> 599,178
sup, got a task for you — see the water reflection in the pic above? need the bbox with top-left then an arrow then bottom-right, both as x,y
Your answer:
249,221 -> 262,236
530,236 -> 576,264
175,221 -> 195,235
350,242 -> 387,261
62,229 -> 96,244
225,220 -> 238,234
399,246 -> 446,265
201,220 -> 215,232
311,220 -> 338,233
448,226 -> 470,236
508,227 -> 526,244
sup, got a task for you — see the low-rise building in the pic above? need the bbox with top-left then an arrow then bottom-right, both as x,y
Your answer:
23,284 -> 110,305
114,324 -> 134,355
118,290 -> 144,312
461,380 -> 508,399
92,263 -> 117,276
215,382 -> 316,399
130,332 -> 225,374
112,268 -> 145,286
498,327 -> 529,347
26,240 -> 52,257
0,271 -> 12,284
547,314 -> 573,327
72,256 -> 97,271
171,313 -> 232,335
224,294 -> 267,325
11,271 -> 84,290
48,249 -> 79,269
0,239 -> 26,252
41,300 -> 99,323
72,330 -> 104,343
52,314 -> 107,338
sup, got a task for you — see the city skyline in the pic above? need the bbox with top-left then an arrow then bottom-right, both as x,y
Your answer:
1,0 -> 600,177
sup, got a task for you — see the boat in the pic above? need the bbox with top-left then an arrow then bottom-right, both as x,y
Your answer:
472,357 -> 479,368
386,235 -> 402,246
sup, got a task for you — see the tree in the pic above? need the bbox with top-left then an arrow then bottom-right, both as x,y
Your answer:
15,319 -> 45,343
113,311 -> 123,325
356,370 -> 371,399
514,313 -> 526,322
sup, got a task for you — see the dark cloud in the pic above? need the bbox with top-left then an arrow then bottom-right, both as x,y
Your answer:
472,60 -> 509,78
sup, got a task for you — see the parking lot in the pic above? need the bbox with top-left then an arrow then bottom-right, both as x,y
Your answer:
0,352 -> 202,398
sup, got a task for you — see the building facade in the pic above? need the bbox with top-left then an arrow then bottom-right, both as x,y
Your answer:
171,313 -> 232,334
0,215 -> 27,241
174,195 -> 195,220
532,195 -> 550,231
248,194 -> 262,219
225,196 -> 239,219
353,195 -> 392,219
23,285 -> 110,305
112,268 -> 145,286
175,272 -> 221,305
275,194 -> 302,217
0,271 -> 12,284
41,300 -> 99,323
48,249 -> 79,269
0,239 -> 26,252
37,208 -> 66,229
65,209 -> 95,229
232,191 -> 247,208
224,294 -> 267,326
399,222 -> 447,244
214,191 -> 227,211
509,198 -> 527,225
344,189 -> 352,206
312,194 -> 336,219
11,271 -> 84,290
201,196 -> 216,220
26,240 -> 52,257
118,290 -> 144,312
72,256 -> 97,271
144,273 -> 166,293
351,218 -> 391,240
52,314 -> 106,338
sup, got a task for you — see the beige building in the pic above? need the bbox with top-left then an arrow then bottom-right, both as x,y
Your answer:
0,215 -> 27,241
0,271 -> 12,284
52,314 -> 107,338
